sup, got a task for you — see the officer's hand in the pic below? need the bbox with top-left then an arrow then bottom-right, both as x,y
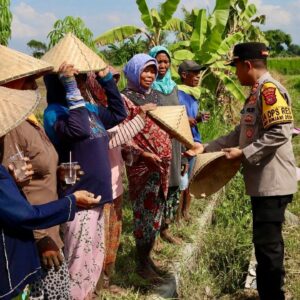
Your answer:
183,142 -> 204,157
36,237 -> 63,270
222,148 -> 243,160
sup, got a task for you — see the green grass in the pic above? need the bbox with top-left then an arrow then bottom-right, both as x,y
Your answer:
179,173 -> 253,299
269,57 -> 300,75
281,73 -> 300,300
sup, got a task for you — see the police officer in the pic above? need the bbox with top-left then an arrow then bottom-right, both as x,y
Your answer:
204,42 -> 297,299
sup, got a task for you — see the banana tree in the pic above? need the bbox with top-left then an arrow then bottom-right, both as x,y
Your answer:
168,0 -> 265,103
94,0 -> 191,47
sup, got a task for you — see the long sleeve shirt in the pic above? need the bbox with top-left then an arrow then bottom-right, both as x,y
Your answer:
44,74 -> 127,205
178,90 -> 202,143
0,165 -> 75,300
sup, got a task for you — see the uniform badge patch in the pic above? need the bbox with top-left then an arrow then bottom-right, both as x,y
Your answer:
248,95 -> 257,105
262,87 -> 277,105
245,114 -> 254,123
246,128 -> 254,139
251,82 -> 259,94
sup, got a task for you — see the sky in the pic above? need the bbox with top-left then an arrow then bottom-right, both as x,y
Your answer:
8,0 -> 300,53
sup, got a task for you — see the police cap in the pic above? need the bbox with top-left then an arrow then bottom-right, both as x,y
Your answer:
227,42 -> 269,66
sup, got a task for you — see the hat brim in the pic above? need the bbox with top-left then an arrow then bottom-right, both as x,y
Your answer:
0,45 -> 53,85
0,87 -> 40,137
224,59 -> 237,67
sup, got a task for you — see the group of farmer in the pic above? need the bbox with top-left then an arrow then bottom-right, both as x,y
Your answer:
0,35 -> 297,300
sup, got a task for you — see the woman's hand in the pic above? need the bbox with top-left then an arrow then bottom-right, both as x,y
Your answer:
139,103 -> 157,119
142,151 -> 162,168
58,62 -> 79,78
73,191 -> 101,209
182,142 -> 204,157
97,66 -> 110,78
8,157 -> 34,187
36,237 -> 63,270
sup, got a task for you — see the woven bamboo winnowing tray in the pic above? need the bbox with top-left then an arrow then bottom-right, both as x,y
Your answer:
189,152 -> 241,198
148,105 -> 194,148
42,32 -> 107,73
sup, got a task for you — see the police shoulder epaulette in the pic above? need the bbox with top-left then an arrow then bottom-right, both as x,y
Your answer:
261,82 -> 293,129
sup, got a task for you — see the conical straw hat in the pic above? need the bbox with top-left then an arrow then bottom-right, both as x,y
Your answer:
148,105 -> 194,148
0,45 -> 53,85
189,151 -> 241,198
42,32 -> 107,73
0,87 -> 40,137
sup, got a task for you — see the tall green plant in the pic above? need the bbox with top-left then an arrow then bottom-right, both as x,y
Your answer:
48,16 -> 97,51
94,0 -> 188,47
0,0 -> 12,45
27,39 -> 47,58
102,37 -> 148,66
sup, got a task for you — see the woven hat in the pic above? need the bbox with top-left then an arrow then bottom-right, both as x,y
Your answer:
0,87 -> 40,137
148,105 -> 194,148
189,151 -> 241,197
0,45 -> 53,85
42,33 -> 107,73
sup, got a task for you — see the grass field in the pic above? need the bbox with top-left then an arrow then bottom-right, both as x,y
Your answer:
282,73 -> 300,299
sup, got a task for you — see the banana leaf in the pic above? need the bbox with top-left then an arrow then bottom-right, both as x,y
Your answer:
201,0 -> 231,54
173,49 -> 195,60
151,8 -> 162,27
214,71 -> 246,101
164,18 -> 193,34
136,0 -> 153,28
208,0 -> 231,30
240,3 -> 257,19
159,0 -> 181,25
217,32 -> 243,56
168,40 -> 190,52
94,26 -> 142,46
190,9 -> 207,53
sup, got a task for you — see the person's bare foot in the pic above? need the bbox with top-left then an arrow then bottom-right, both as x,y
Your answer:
153,236 -> 164,252
182,211 -> 191,222
160,229 -> 182,245
136,263 -> 164,284
108,284 -> 128,296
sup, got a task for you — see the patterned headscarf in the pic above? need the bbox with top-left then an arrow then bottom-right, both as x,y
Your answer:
149,45 -> 176,95
86,66 -> 121,107
123,53 -> 158,94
